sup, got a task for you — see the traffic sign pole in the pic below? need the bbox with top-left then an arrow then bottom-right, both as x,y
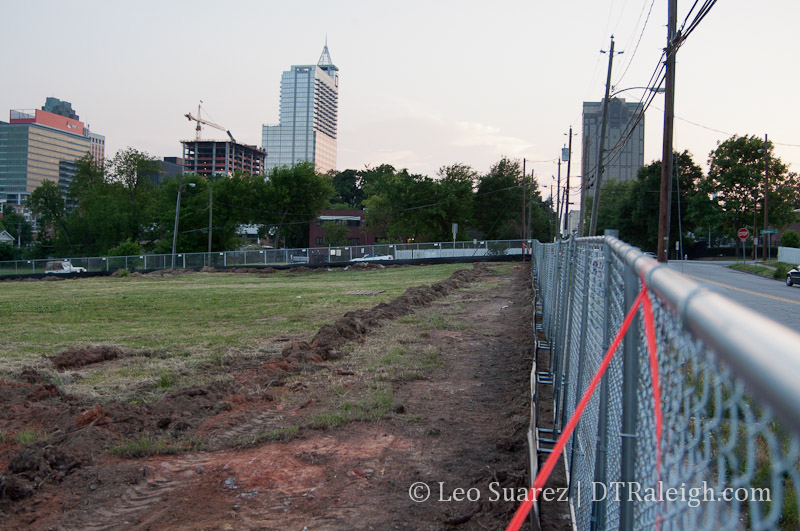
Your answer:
737,228 -> 750,263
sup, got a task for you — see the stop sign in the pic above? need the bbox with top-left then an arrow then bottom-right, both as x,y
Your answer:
738,228 -> 750,241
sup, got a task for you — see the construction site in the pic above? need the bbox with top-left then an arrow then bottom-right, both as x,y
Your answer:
181,105 -> 266,177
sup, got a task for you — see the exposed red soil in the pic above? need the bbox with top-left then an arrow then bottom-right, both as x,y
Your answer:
49,345 -> 132,371
0,263 -> 545,530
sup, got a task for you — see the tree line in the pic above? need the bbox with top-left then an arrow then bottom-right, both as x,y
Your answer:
589,135 -> 800,253
1,150 -> 554,260
7,134 -> 791,261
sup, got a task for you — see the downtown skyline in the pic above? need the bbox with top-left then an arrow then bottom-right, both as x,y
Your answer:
2,0 -> 798,203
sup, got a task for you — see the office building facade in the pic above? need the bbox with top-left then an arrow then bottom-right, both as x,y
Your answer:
0,105 -> 94,205
262,44 -> 339,174
582,97 -> 644,189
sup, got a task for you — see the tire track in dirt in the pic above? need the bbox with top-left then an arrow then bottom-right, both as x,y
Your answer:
201,409 -> 288,447
60,454 -> 216,530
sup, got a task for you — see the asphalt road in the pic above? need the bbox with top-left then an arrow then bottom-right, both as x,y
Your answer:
666,260 -> 800,330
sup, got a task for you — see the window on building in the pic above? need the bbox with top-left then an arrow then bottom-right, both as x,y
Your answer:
316,237 -> 324,245
349,238 -> 360,245
347,219 -> 361,227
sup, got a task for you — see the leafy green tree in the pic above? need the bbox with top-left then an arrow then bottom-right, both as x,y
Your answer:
781,228 -> 800,248
210,172 -> 269,250
105,148 -> 161,244
108,239 -> 142,256
621,151 -> 708,251
474,157 -> 523,240
1,205 -> 33,247
434,163 -> 477,240
363,168 -> 434,241
529,187 -> 554,242
321,221 -> 350,246
151,174 -> 211,254
265,162 -> 334,248
26,180 -> 71,247
705,135 -> 800,238
331,169 -> 364,208
0,243 -> 13,261
63,155 -> 125,254
587,179 -> 636,242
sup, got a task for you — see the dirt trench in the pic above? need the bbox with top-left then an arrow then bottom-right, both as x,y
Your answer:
0,264 -> 538,530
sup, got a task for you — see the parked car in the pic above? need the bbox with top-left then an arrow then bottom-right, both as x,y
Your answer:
44,260 -> 87,274
786,265 -> 800,287
351,253 -> 394,262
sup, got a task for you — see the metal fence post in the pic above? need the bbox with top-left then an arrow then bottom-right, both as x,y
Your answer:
567,241 -> 592,493
553,236 -> 575,433
618,261 -> 640,531
591,239 -> 613,530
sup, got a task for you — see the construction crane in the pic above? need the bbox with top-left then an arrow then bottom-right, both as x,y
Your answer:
185,103 -> 236,143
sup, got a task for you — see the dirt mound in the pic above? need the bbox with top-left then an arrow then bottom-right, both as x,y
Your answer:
344,262 -> 386,271
9,443 -> 83,483
18,367 -> 47,385
289,266 -> 314,273
49,344 -> 129,370
229,267 -> 268,274
136,268 -> 195,278
0,474 -> 33,501
281,266 -> 483,362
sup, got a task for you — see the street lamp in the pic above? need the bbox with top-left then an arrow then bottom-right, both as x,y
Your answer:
609,85 -> 665,98
171,178 -> 195,269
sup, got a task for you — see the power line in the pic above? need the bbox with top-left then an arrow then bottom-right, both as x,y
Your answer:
614,0 -> 657,87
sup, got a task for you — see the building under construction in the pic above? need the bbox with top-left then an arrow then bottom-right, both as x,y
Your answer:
181,140 -> 266,177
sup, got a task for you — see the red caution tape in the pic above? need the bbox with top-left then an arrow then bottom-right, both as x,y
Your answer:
507,285 -> 663,531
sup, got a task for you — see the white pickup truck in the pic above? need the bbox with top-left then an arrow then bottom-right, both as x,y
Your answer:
44,260 -> 87,274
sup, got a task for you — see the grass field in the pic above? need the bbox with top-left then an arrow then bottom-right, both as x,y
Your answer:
0,264 -> 472,400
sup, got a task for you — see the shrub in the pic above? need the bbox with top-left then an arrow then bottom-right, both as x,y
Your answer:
773,262 -> 793,280
108,240 -> 142,257
781,229 -> 800,248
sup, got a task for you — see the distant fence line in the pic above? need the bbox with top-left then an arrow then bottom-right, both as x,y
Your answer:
529,236 -> 800,530
0,239 -> 530,276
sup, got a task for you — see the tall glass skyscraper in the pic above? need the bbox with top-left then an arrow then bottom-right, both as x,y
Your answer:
262,44 -> 339,174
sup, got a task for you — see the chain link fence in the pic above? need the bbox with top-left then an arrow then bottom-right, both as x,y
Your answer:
531,235 -> 800,530
0,239 -> 529,276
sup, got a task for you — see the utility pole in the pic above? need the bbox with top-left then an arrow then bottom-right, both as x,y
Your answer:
556,158 -> 561,238
171,172 -> 184,269
589,36 -> 617,236
762,134 -> 769,261
521,158 -> 527,240
656,0 -> 678,263
564,127 -> 573,237
579,135 -> 589,236
208,178 -> 214,254
528,170 -> 534,241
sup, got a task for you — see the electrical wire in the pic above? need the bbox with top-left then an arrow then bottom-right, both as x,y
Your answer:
613,0 -> 657,87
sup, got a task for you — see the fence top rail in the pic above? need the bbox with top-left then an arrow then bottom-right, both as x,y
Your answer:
600,235 -> 800,433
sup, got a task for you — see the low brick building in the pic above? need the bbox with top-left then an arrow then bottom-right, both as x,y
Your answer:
308,209 -> 378,248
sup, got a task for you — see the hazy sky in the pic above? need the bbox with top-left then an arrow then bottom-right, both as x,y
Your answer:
2,0 -> 798,203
